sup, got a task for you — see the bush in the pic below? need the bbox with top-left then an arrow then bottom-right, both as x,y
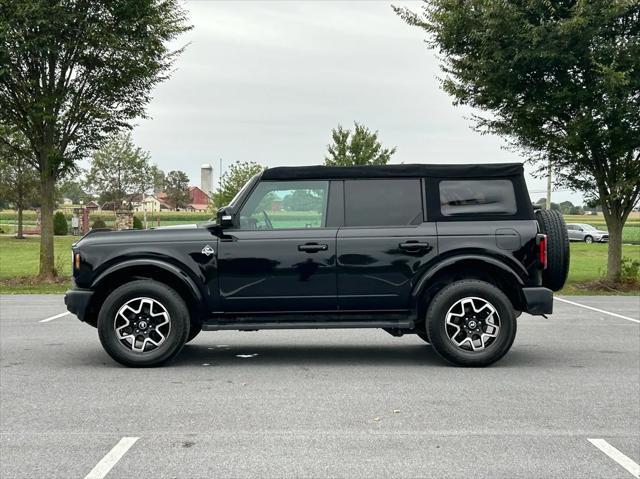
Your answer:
92,217 -> 107,229
132,216 -> 143,229
621,257 -> 640,283
53,211 -> 68,235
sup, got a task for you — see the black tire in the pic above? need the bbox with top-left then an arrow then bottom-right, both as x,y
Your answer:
186,323 -> 202,343
416,329 -> 430,344
426,280 -> 517,367
584,235 -> 593,244
97,280 -> 190,367
535,209 -> 570,291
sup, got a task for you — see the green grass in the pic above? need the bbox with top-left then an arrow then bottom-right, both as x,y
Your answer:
0,236 -> 75,293
1,234 -> 638,295
558,242 -> 640,295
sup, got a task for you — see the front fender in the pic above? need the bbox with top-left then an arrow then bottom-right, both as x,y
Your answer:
92,258 -> 205,305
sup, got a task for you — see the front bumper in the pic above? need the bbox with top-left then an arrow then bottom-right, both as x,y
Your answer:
64,288 -> 94,322
521,287 -> 553,315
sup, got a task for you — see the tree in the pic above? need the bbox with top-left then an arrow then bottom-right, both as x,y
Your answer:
164,170 -> 190,210
0,131 -> 39,238
283,189 -> 324,212
0,1 -> 191,279
85,133 -> 151,211
324,122 -> 396,166
57,178 -> 92,206
212,161 -> 265,209
395,1 -> 640,282
559,201 -> 575,215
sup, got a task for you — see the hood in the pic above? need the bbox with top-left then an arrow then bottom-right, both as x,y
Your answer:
74,224 -> 207,247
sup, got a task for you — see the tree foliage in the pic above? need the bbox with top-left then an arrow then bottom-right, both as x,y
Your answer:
164,170 -> 191,210
0,130 -> 39,238
85,132 -> 151,210
395,0 -> 640,281
213,161 -> 265,209
0,0 -> 191,277
324,122 -> 396,166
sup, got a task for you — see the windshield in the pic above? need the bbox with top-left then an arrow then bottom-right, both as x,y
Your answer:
228,174 -> 260,208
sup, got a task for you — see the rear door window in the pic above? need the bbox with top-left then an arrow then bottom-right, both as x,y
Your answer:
345,179 -> 423,227
439,179 -> 517,216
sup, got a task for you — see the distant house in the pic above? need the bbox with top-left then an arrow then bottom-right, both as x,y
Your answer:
85,200 -> 100,211
186,186 -> 210,212
134,193 -> 171,213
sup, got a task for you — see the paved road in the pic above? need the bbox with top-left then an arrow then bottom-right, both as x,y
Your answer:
1,295 -> 638,478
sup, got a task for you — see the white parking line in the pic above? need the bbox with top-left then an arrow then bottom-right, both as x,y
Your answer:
84,437 -> 139,479
555,297 -> 640,324
38,311 -> 71,323
588,438 -> 640,478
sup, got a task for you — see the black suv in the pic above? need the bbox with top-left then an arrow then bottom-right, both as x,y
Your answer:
65,163 -> 569,367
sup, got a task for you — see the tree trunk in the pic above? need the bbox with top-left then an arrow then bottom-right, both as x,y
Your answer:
16,207 -> 24,239
604,215 -> 624,283
38,173 -> 56,280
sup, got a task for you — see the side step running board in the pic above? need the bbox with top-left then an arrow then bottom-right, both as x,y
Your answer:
202,319 -> 413,331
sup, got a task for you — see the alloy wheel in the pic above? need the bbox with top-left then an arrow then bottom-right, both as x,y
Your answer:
445,297 -> 500,352
114,297 -> 171,353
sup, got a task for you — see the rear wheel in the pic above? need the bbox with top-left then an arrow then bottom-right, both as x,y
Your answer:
97,280 -> 190,367
426,280 -> 517,367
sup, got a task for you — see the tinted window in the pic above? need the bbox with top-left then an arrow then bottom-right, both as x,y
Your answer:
345,179 -> 423,227
440,180 -> 517,216
238,180 -> 328,230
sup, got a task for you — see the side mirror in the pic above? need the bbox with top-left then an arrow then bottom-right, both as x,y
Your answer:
216,207 -> 235,228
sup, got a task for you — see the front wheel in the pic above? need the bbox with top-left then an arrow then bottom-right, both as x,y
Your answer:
426,280 -> 517,367
584,235 -> 593,244
97,280 -> 190,367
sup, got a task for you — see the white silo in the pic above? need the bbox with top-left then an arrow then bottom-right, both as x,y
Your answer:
201,164 -> 213,196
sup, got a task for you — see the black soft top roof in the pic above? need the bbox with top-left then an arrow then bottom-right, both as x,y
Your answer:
261,163 -> 523,181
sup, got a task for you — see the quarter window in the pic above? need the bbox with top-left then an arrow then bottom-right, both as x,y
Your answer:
345,179 -> 423,227
439,180 -> 517,216
238,181 -> 328,230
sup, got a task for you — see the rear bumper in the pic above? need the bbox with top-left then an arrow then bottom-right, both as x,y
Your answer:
521,287 -> 553,315
64,288 -> 93,322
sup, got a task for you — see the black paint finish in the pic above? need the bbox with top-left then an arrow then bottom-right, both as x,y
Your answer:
66,164 -> 553,329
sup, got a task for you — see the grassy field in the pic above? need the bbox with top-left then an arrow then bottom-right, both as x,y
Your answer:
1,235 -> 637,295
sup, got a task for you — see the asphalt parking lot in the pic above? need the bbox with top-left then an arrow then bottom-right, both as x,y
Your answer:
0,295 -> 638,479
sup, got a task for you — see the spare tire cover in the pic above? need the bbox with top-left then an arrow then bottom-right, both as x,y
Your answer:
535,209 -> 570,291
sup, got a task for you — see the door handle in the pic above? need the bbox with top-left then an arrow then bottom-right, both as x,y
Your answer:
399,241 -> 432,253
298,243 -> 328,253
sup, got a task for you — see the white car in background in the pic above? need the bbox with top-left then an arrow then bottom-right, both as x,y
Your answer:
566,223 -> 609,243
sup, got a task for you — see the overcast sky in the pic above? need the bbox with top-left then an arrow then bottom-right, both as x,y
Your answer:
131,0 -> 582,204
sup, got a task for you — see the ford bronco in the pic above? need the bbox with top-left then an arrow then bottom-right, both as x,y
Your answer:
65,163 -> 569,367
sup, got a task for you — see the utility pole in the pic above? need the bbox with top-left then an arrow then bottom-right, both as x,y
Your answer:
219,157 -> 223,190
546,158 -> 552,210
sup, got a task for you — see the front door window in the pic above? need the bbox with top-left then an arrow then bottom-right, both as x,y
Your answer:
238,181 -> 329,230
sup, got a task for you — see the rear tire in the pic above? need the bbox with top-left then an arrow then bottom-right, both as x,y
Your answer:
97,280 -> 190,367
535,209 -> 570,291
426,280 -> 517,367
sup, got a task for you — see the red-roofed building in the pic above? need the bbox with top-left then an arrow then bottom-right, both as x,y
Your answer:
187,186 -> 210,212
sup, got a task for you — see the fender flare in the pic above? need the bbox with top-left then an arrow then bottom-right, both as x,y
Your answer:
91,258 -> 205,306
409,254 -> 525,312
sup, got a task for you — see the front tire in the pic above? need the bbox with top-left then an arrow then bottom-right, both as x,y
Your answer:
426,280 -> 517,367
97,280 -> 190,367
584,235 -> 593,244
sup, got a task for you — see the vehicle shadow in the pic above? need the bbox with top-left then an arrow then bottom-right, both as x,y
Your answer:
171,343 -> 446,368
